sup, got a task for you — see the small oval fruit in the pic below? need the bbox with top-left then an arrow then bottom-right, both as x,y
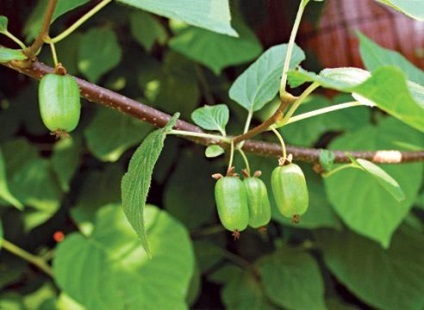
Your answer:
214,176 -> 249,235
271,163 -> 309,222
243,177 -> 271,228
38,73 -> 81,134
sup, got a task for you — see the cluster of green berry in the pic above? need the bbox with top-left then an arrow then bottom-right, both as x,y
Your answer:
213,161 -> 309,239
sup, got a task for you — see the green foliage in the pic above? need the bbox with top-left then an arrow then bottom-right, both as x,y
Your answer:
0,48 -> 26,63
121,114 -> 178,255
325,118 -> 423,247
1,1 -> 424,309
170,18 -> 262,74
130,11 -> 167,51
316,225 -> 424,310
230,44 -> 305,112
53,204 -> 194,309
84,108 -> 152,162
289,66 -> 424,132
377,0 -> 424,20
358,32 -> 424,85
117,0 -> 237,36
191,104 -> 229,135
0,16 -> 8,32
78,28 -> 122,83
259,247 -> 326,309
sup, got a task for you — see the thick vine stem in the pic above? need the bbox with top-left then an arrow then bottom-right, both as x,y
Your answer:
23,0 -> 58,59
2,58 -> 424,164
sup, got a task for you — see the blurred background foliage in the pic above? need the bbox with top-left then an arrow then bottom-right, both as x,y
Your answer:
0,0 -> 423,309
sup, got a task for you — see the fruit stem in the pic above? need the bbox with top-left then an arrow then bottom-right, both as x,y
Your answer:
50,0 -> 112,44
1,239 -> 54,277
227,140 -> 235,175
24,0 -> 58,58
279,0 -> 310,97
270,127 -> 287,161
238,148 -> 251,176
46,37 -> 59,67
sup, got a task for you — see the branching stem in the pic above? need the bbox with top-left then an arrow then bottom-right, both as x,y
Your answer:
1,239 -> 53,277
24,0 -> 58,58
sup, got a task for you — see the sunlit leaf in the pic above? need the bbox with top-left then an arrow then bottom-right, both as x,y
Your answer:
53,205 -> 194,309
230,44 -> 305,112
191,104 -> 229,135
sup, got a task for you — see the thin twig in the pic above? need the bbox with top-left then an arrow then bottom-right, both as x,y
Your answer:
2,57 -> 424,164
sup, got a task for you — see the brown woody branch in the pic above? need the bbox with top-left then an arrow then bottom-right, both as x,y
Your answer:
3,57 -> 424,164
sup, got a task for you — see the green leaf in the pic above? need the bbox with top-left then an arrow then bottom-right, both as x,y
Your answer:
288,66 -> 424,132
316,225 -> 424,310
0,48 -> 26,63
229,44 -> 305,112
0,220 -> 3,249
319,149 -> 336,171
152,52 -> 200,118
259,247 -> 326,310
85,108 -> 152,162
0,147 -> 23,209
23,0 -> 89,41
10,159 -> 62,230
376,0 -> 424,20
52,0 -> 90,22
191,104 -> 229,135
169,18 -> 262,74
353,158 -> 405,202
51,136 -> 81,192
130,11 -> 167,51
221,268 -> 277,310
164,152 -> 216,229
53,204 -> 194,309
121,114 -> 179,255
205,145 -> 225,158
117,0 -> 237,36
325,118 -> 424,247
358,32 -> 424,85
71,165 -> 123,236
78,28 -> 122,83
0,16 -> 8,32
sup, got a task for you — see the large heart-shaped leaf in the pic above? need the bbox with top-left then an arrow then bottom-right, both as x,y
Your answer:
316,225 -> 424,310
53,205 -> 194,309
324,118 -> 423,247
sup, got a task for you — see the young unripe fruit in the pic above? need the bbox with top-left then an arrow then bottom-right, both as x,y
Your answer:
38,73 -> 81,134
214,176 -> 249,236
243,177 -> 271,228
271,163 -> 309,223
